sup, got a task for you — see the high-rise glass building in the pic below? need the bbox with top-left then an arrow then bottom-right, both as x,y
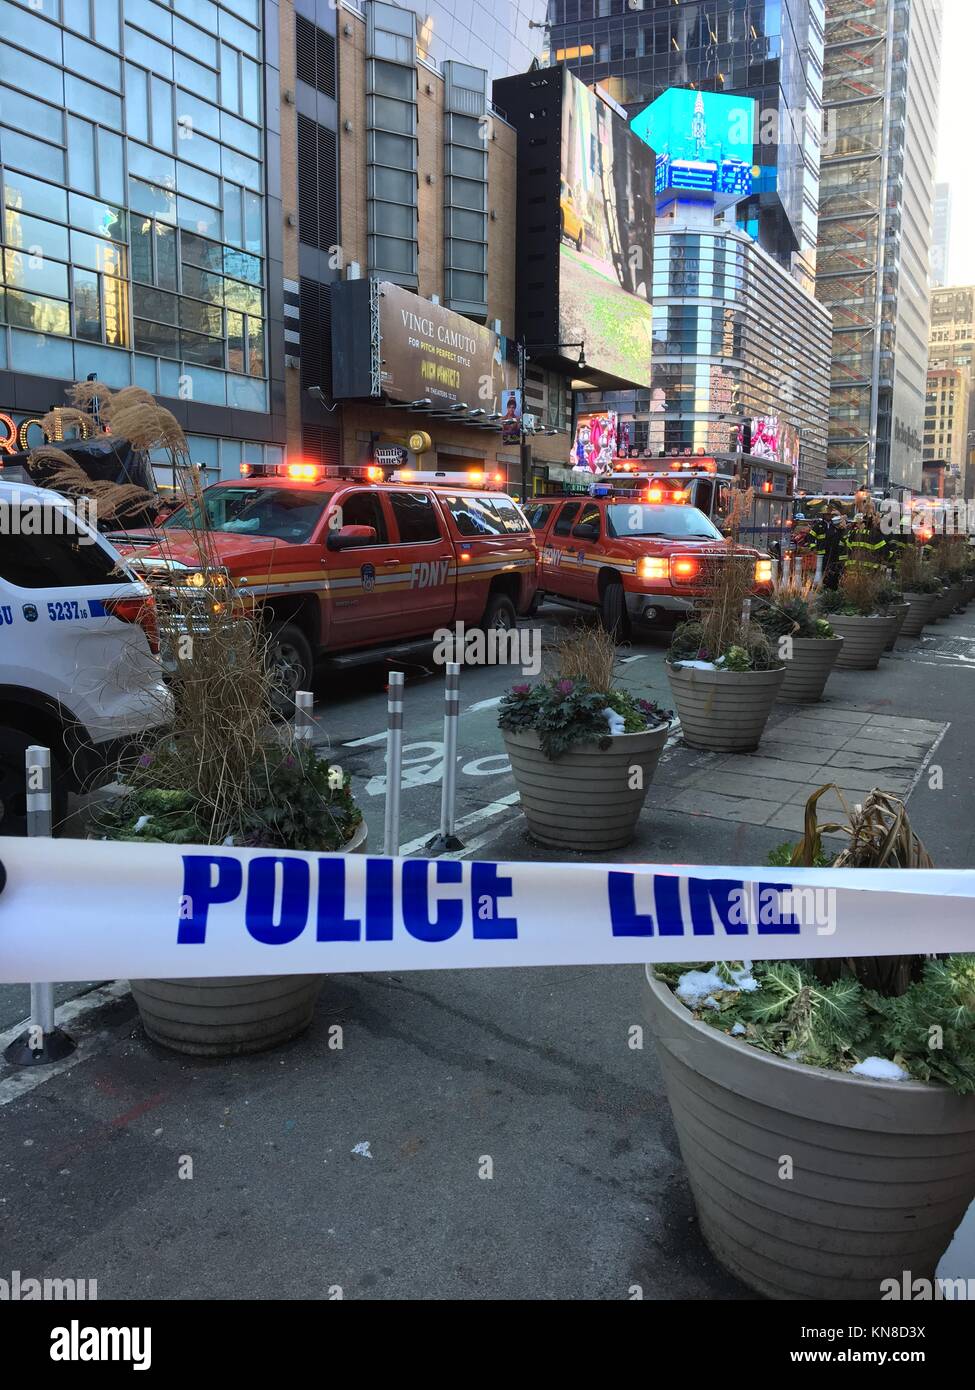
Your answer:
817,0 -> 943,492
544,0 -> 826,289
0,0 -> 285,480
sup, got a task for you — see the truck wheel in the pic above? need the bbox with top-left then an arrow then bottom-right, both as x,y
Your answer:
482,593 -> 517,632
600,581 -> 628,640
267,623 -> 314,714
0,727 -> 67,837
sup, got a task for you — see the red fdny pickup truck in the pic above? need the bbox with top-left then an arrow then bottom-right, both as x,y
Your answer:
523,494 -> 772,636
114,464 -> 537,699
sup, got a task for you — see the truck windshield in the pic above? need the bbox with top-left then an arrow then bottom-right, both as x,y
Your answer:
161,487 -> 333,542
605,504 -> 722,540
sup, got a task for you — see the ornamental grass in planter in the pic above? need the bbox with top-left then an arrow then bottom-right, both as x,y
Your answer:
817,562 -> 896,669
498,627 -> 672,851
897,545 -> 941,638
875,579 -> 911,651
666,551 -> 785,751
753,574 -> 843,703
88,389 -> 366,1056
930,536 -> 970,619
645,785 -> 975,1301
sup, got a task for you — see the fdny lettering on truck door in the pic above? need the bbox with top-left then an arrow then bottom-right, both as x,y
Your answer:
410,559 -> 451,590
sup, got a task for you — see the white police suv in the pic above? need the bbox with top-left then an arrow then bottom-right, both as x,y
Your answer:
0,479 -> 173,836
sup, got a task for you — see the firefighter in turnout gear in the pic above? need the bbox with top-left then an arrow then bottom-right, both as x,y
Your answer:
847,512 -> 888,571
804,508 -> 849,589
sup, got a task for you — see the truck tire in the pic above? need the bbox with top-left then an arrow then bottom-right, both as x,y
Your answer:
482,593 -> 517,633
0,726 -> 67,837
600,580 -> 628,640
267,623 -> 314,715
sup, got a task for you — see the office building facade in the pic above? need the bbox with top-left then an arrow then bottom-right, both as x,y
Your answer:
923,365 -> 969,498
927,284 -> 975,499
0,0 -> 286,481
931,181 -> 951,287
284,0 -> 570,483
817,0 -> 943,493
544,0 -> 826,289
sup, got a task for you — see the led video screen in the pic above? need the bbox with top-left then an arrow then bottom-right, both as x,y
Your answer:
558,70 -> 654,388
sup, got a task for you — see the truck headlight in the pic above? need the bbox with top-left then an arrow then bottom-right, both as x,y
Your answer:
755,558 -> 773,584
639,556 -> 668,580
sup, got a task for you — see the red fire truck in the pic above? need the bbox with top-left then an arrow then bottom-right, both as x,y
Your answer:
522,491 -> 772,635
113,462 -> 538,700
606,453 -> 795,555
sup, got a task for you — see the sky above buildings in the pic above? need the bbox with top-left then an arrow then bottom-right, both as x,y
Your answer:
937,0 -> 972,285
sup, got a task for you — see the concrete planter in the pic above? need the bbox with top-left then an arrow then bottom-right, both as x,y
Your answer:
666,662 -> 785,752
883,602 -> 911,651
899,592 -> 936,638
778,636 -> 844,704
501,723 -> 669,851
644,968 -> 975,1301
130,818 -> 369,1056
930,585 -> 962,621
830,614 -> 896,670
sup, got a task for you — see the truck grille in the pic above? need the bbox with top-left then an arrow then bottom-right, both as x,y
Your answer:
671,551 -> 743,587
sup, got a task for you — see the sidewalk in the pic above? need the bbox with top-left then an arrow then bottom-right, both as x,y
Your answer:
1,608 -> 972,1300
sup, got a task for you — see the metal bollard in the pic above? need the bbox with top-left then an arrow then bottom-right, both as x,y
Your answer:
426,662 -> 464,854
294,690 -> 315,744
781,551 -> 793,586
383,671 -> 404,856
814,555 -> 824,586
4,747 -> 76,1066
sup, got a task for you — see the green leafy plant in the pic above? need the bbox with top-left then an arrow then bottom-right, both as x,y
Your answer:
669,618 -> 780,671
98,744 -> 362,852
656,786 -> 975,1092
753,573 -> 836,641
655,956 -> 975,1093
498,678 -> 670,759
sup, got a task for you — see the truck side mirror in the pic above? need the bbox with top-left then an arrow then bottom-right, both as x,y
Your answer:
327,524 -> 377,550
571,522 -> 599,542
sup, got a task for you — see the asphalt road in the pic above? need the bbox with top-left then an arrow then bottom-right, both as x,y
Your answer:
2,601 -> 974,1299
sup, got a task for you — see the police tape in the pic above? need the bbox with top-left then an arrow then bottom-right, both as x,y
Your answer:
0,838 -> 973,983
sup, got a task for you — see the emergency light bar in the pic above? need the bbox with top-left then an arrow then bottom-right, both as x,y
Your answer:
239,461 -> 332,482
389,468 -> 506,488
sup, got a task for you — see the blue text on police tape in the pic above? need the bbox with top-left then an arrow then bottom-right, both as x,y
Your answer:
175,855 -> 812,945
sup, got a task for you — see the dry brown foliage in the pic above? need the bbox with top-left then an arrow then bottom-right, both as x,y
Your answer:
838,559 -> 883,615
933,535 -> 969,578
66,379 -> 114,411
898,543 -> 927,590
107,395 -> 187,455
697,549 -> 757,656
785,783 -> 933,995
32,446 -> 156,529
723,484 -> 754,540
37,407 -> 92,439
556,625 -> 617,692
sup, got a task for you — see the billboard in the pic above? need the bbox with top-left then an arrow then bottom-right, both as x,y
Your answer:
376,282 -> 511,409
559,69 -> 654,388
571,412 -> 619,473
631,88 -> 756,206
